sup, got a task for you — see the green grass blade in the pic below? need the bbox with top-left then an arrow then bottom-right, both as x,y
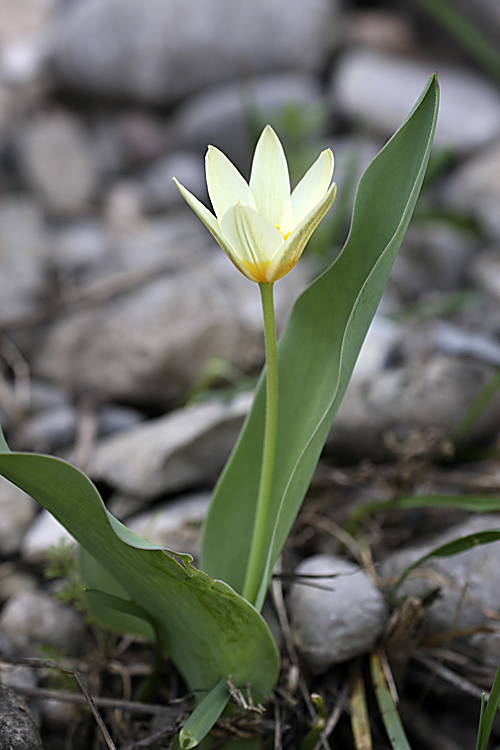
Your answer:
179,678 -> 229,749
347,494 -> 500,534
201,75 -> 439,605
370,651 -> 412,750
476,661 -> 500,750
390,529 -> 500,606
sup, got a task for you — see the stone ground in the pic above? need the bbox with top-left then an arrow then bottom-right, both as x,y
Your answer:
2,0 -> 500,747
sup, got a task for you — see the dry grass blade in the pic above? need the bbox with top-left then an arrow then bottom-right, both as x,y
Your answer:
350,662 -> 372,750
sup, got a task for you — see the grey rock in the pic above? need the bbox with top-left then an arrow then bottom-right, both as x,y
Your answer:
380,515 -> 500,651
98,404 -> 145,437
28,380 -> 70,414
0,570 -> 37,603
49,0 -> 338,104
332,49 -> 500,154
173,72 -> 324,169
0,590 -> 85,655
127,492 -> 210,560
21,510 -> 75,562
0,478 -> 37,557
34,246 -> 309,405
53,221 -> 110,274
391,222 -> 477,298
0,665 -> 37,692
350,315 -> 401,383
327,355 -> 500,463
19,404 -> 78,452
16,111 -> 100,216
140,151 -> 206,214
289,554 -> 387,673
0,198 -> 48,325
89,393 -> 252,498
447,141 -> 500,239
471,245 -> 500,300
0,685 -> 43,750
433,322 -> 500,367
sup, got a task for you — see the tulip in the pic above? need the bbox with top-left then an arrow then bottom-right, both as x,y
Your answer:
173,125 -> 336,284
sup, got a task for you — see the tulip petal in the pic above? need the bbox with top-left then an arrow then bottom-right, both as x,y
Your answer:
249,126 -> 290,226
173,178 -> 254,280
206,146 -> 256,221
267,182 -> 337,282
280,149 -> 334,236
221,203 -> 283,283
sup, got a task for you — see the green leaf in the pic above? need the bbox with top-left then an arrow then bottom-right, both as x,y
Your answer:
202,75 -> 440,606
476,661 -> 500,750
390,529 -> 500,606
0,450 -> 279,712
179,678 -> 229,749
347,494 -> 500,535
370,651 -> 412,750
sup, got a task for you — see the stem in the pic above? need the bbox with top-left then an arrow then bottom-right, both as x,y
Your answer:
242,282 -> 279,607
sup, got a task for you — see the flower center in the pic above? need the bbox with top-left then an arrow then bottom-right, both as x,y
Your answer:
274,224 -> 291,241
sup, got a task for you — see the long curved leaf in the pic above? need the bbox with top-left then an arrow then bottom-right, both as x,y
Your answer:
201,75 -> 440,606
0,449 -> 279,701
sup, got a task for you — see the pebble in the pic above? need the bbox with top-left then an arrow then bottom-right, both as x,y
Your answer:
21,510 -> 75,563
49,0 -> 339,103
89,394 -> 252,499
327,355 -> 500,463
0,685 -> 43,750
173,72 -> 323,170
0,198 -> 48,326
34,248 -> 309,405
16,111 -> 100,216
127,492 -> 210,560
0,478 -> 37,557
380,514 -> 500,662
331,49 -> 500,154
447,141 -> 500,240
0,590 -> 85,656
139,151 -> 206,214
288,554 -> 387,673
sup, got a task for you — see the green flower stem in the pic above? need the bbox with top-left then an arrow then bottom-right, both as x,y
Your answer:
242,282 -> 279,608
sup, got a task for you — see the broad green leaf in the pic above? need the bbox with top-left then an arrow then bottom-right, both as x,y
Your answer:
0,449 -> 279,708
370,651 -> 412,750
202,75 -> 440,606
390,528 -> 500,605
347,494 -> 500,534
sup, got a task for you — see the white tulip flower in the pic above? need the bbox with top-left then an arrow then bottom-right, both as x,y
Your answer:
173,125 -> 336,284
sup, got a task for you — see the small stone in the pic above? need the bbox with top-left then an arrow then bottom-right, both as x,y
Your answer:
380,514 -> 500,646
34,246 -> 309,405
173,72 -> 323,169
139,151 -> 206,213
447,142 -> 500,240
289,554 -> 387,673
327,355 -> 500,463
16,111 -> 100,216
331,49 -> 500,154
18,404 -> 78,452
0,478 -> 37,557
21,510 -> 75,562
127,492 -> 210,560
0,685 -> 43,750
0,197 -> 48,326
89,393 -> 252,498
49,0 -> 339,104
0,590 -> 85,656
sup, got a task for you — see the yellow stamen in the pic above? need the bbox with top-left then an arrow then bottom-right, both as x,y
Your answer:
274,224 -> 291,241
